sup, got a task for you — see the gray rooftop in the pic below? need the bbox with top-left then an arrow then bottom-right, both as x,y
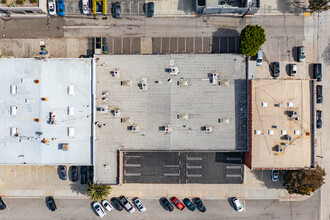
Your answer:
94,54 -> 248,184
0,58 -> 93,165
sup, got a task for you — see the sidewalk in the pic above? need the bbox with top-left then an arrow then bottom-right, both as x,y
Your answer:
0,165 -> 311,202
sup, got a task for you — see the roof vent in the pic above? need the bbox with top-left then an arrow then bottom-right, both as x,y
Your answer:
10,85 -> 17,94
129,125 -> 140,132
166,67 -> 179,75
211,73 -> 218,84
276,145 -> 284,153
205,126 -> 213,133
111,69 -> 121,77
164,125 -> 173,133
219,80 -> 229,87
113,108 -> 121,117
139,78 -> 148,90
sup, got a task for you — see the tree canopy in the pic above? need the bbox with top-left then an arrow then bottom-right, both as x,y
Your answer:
283,165 -> 326,195
239,25 -> 266,57
87,183 -> 112,201
309,0 -> 330,13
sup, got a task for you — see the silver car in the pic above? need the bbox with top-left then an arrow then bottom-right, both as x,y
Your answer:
298,46 -> 305,62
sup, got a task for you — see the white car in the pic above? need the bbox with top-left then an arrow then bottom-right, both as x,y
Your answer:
134,198 -> 146,212
93,201 -> 106,218
48,0 -> 56,16
82,0 -> 90,15
232,197 -> 244,212
102,200 -> 113,212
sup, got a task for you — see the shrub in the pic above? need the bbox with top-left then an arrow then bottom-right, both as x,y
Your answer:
29,0 -> 37,3
15,0 -> 24,5
2,0 -> 7,4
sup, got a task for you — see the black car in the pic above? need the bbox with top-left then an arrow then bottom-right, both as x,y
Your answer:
194,198 -> 206,212
0,197 -> 6,210
145,2 -> 154,18
80,166 -> 87,184
88,166 -> 94,182
160,197 -> 174,212
273,62 -> 280,77
317,110 -> 322,129
316,85 -> 323,104
58,165 -> 67,180
46,196 -> 57,211
183,198 -> 196,211
112,2 -> 121,18
314,63 -> 322,82
111,197 -> 123,211
70,166 -> 78,182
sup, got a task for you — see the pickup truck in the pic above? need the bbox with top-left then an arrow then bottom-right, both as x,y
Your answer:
118,196 -> 135,214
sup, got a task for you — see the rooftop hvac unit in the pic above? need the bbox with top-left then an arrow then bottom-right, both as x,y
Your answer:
10,85 -> 17,94
211,73 -> 219,84
205,126 -> 213,133
178,113 -> 189,120
140,78 -> 148,90
67,84 -> 75,96
67,106 -> 74,116
10,106 -> 17,115
130,125 -> 140,132
121,80 -> 132,87
10,127 -> 17,136
276,145 -> 284,153
166,67 -> 179,75
113,109 -> 121,117
287,102 -> 293,107
164,125 -> 173,133
268,130 -> 274,135
261,102 -> 267,107
255,130 -> 261,135
288,111 -> 297,118
68,127 -> 74,137
219,118 -> 229,124
112,69 -> 121,77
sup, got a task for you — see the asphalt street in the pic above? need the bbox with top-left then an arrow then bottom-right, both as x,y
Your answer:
0,191 -> 320,220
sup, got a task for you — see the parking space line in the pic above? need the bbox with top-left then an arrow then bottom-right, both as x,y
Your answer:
164,173 -> 180,176
175,38 -> 178,53
226,174 -> 242,177
186,174 -> 202,177
201,37 -> 204,53
226,165 -> 242,169
164,165 -> 179,168
186,165 -> 202,169
186,155 -> 202,160
193,37 -> 195,53
124,163 -> 141,167
21,166 -> 24,182
121,37 -> 124,54
124,172 -> 141,176
184,37 -> 186,52
168,37 -> 171,52
129,2 -> 133,15
160,37 -> 162,54
125,155 -> 141,158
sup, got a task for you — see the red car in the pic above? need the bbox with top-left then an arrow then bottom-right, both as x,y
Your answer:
171,197 -> 185,210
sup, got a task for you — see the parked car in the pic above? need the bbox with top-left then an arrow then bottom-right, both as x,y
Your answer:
57,0 -> 65,16
110,198 -> 123,211
118,196 -> 135,214
80,166 -> 87,184
88,166 -> 94,182
171,197 -> 185,210
70,166 -> 78,182
316,85 -> 323,104
232,197 -> 244,212
272,170 -> 279,182
272,62 -> 280,77
183,198 -> 196,211
194,198 -> 206,212
112,2 -> 121,18
160,197 -> 174,212
256,49 -> 263,66
46,196 -> 57,211
145,2 -> 154,18
58,165 -> 67,180
314,63 -> 322,82
48,0 -> 56,15
298,46 -> 305,62
317,110 -> 322,129
0,197 -> 7,210
102,200 -> 113,212
290,64 -> 297,76
82,0 -> 89,15
93,201 -> 106,218
134,198 -> 146,212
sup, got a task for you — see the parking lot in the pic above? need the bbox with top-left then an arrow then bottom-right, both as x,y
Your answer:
122,152 -> 244,184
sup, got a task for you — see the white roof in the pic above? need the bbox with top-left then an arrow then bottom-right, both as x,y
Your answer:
0,58 -> 93,165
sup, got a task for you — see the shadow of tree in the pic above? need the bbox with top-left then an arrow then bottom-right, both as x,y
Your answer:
69,182 -> 88,196
250,170 -> 286,189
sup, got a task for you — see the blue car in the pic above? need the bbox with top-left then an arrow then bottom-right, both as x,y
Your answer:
57,0 -> 65,16
183,198 -> 196,211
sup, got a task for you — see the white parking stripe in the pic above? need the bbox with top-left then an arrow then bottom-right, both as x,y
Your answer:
186,155 -> 202,160
164,173 -> 180,176
164,165 -> 179,168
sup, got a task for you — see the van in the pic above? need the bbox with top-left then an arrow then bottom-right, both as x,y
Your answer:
256,49 -> 263,66
314,63 -> 322,82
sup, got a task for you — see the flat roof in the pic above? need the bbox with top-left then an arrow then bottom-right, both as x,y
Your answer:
250,80 -> 312,169
0,58 -> 93,165
94,54 -> 248,184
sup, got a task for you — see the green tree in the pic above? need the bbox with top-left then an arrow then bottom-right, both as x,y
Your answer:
15,0 -> 24,5
87,183 -> 112,201
283,165 -> 326,195
309,0 -> 330,13
239,25 -> 266,57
